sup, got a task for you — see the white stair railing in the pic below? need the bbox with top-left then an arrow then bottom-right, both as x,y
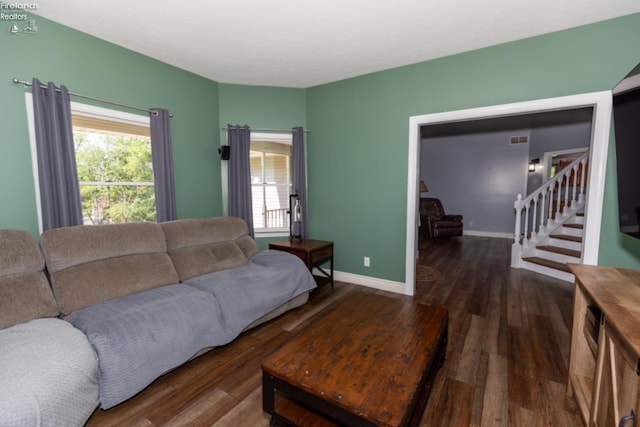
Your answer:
511,151 -> 589,267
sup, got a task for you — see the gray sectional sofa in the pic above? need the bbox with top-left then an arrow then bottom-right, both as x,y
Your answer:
0,217 -> 316,426
0,229 -> 99,426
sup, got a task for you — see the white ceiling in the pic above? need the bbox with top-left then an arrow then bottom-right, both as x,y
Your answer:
34,0 -> 640,88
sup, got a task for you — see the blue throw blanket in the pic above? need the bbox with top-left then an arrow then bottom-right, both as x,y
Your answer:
66,250 -> 315,409
67,284 -> 223,409
183,250 -> 316,340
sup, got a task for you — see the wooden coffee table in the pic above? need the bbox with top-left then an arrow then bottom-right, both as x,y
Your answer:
262,293 -> 448,426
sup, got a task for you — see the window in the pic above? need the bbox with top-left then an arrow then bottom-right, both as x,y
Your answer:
26,96 -> 155,228
249,134 -> 292,233
72,114 -> 155,224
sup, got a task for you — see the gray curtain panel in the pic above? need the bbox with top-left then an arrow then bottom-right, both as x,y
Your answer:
292,127 -> 308,239
227,125 -> 254,237
150,108 -> 177,223
31,78 -> 83,231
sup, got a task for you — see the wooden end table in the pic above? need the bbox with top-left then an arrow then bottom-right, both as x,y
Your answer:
262,292 -> 448,426
269,239 -> 334,289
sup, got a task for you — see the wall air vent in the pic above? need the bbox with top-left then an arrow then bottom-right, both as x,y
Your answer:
510,135 -> 529,145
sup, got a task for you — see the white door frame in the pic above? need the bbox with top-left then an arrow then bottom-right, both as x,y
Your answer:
405,91 -> 613,296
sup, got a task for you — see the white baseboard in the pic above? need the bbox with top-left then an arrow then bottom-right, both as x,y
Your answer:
331,270 -> 408,295
463,230 -> 513,239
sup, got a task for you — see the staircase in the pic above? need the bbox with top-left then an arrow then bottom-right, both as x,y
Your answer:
511,152 -> 589,282
518,212 -> 584,282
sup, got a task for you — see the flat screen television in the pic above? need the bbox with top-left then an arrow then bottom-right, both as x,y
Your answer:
613,63 -> 640,239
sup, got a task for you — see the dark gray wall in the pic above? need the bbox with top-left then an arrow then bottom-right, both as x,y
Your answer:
526,119 -> 592,193
421,129 -> 529,235
420,111 -> 593,235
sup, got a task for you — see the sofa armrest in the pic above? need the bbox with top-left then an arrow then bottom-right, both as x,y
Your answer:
442,214 -> 463,222
0,318 -> 98,426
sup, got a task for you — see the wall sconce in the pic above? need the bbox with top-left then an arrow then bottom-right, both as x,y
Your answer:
528,158 -> 540,173
289,191 -> 302,241
420,180 -> 429,193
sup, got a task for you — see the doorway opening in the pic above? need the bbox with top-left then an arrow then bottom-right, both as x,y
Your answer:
405,92 -> 613,296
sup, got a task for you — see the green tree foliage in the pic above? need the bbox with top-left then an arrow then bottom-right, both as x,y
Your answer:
74,130 -> 156,224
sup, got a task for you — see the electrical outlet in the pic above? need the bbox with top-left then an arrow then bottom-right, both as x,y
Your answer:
469,220 -> 473,226
364,257 -> 370,267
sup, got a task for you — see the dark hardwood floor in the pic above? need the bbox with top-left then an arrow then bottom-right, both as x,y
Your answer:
85,236 -> 583,426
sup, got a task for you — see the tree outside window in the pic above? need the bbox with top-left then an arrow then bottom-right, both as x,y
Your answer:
73,115 -> 156,224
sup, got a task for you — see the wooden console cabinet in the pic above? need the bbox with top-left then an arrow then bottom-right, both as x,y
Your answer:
567,264 -> 640,426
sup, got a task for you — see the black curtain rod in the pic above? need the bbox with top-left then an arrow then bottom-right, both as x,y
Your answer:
12,78 -> 173,118
221,126 -> 311,133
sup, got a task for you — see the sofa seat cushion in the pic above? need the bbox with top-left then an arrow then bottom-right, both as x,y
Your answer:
66,284 -> 224,409
433,220 -> 463,229
0,318 -> 99,427
182,250 -> 316,340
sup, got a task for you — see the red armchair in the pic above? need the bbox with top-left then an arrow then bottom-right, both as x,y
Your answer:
419,197 -> 463,239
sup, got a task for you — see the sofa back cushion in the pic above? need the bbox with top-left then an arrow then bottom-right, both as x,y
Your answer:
161,217 -> 258,281
40,222 -> 179,315
0,230 -> 59,329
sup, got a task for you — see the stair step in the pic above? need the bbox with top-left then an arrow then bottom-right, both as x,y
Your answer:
522,256 -> 571,273
550,234 -> 583,243
564,223 -> 584,230
537,245 -> 581,258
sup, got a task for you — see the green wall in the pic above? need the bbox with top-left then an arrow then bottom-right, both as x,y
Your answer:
0,15 -> 221,237
306,13 -> 640,282
1,11 -> 639,282
219,84 -> 306,129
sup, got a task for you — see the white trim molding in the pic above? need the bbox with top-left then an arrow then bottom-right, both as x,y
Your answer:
332,270 -> 406,295
463,230 -> 513,239
406,91 -> 612,296
69,100 -> 151,125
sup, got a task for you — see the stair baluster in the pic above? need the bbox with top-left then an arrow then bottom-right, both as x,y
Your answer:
579,158 -> 587,203
531,197 -> 538,240
511,151 -> 590,279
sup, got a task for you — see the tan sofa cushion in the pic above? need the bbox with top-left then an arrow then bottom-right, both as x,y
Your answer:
40,223 -> 179,315
161,217 -> 258,281
0,230 -> 58,329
